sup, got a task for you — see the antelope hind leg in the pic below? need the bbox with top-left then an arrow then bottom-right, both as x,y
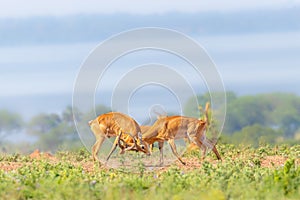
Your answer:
92,136 -> 105,163
200,137 -> 222,160
212,144 -> 222,160
196,137 -> 222,161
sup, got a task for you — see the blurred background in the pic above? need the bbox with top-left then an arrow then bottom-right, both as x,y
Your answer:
1,0 -> 300,153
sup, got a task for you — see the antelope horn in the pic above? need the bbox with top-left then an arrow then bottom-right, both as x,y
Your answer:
124,134 -> 138,151
124,144 -> 136,151
118,132 -> 125,149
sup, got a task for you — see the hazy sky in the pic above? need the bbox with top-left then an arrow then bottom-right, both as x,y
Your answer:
1,0 -> 300,18
1,0 -> 300,120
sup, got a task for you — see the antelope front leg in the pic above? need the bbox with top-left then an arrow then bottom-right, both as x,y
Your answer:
168,139 -> 186,165
92,136 -> 105,163
105,135 -> 120,163
158,141 -> 164,166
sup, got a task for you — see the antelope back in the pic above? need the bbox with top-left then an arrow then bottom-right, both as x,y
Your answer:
142,117 -> 168,143
101,112 -> 141,136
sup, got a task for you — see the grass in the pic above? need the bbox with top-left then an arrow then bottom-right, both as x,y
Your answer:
0,144 -> 299,200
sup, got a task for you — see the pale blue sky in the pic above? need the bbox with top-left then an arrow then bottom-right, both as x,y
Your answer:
0,1 -> 300,119
1,0 -> 300,18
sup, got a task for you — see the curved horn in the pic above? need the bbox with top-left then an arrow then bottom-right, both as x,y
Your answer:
123,134 -> 138,151
118,132 -> 124,149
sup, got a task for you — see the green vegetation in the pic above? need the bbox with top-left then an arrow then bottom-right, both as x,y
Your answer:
0,145 -> 299,200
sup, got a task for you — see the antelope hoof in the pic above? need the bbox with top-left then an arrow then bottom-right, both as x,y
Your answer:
180,161 -> 186,165
93,159 -> 102,167
104,161 -> 109,167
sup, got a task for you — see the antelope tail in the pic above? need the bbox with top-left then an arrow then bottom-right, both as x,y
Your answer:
204,102 -> 210,126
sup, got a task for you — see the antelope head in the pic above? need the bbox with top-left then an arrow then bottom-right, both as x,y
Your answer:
117,132 -> 151,156
136,132 -> 151,155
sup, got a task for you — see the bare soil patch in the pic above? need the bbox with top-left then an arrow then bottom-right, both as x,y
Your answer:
0,150 -> 298,173
0,162 -> 23,172
261,155 -> 287,168
29,149 -> 56,161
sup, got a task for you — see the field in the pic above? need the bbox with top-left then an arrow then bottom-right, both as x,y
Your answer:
0,144 -> 299,200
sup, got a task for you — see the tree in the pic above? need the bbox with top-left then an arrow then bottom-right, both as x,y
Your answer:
27,113 -> 61,135
0,110 -> 23,142
81,104 -> 111,124
262,93 -> 300,137
26,104 -> 111,152
231,124 -> 283,147
62,106 -> 74,125
224,96 -> 271,134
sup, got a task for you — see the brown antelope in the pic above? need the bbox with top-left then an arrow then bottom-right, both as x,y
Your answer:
140,113 -> 222,165
88,112 -> 150,164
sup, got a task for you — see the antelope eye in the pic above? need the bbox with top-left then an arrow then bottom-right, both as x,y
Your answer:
141,145 -> 145,149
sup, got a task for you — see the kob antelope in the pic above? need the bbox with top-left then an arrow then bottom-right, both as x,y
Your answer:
141,115 -> 222,165
89,112 -> 150,163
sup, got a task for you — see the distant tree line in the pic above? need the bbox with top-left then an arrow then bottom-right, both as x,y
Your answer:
0,105 -> 111,153
1,92 -> 300,153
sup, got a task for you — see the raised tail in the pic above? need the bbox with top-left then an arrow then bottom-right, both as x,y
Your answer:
204,102 -> 210,126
